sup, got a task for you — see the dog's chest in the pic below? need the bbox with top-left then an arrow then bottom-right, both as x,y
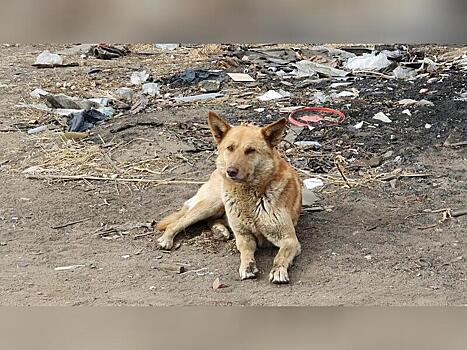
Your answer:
222,187 -> 282,234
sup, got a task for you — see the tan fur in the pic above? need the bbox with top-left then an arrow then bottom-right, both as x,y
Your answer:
156,112 -> 302,284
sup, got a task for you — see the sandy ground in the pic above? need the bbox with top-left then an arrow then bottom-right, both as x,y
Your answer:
0,44 -> 465,305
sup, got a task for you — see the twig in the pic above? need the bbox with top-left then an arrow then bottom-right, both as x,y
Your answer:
52,218 -> 90,229
334,158 -> 351,188
452,209 -> 467,218
26,174 -> 205,185
134,232 -> 154,239
417,224 -> 438,230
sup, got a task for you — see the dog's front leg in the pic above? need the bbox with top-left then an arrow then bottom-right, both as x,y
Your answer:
269,233 -> 301,284
235,232 -> 259,280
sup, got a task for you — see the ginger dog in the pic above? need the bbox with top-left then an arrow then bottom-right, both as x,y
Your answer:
156,112 -> 302,284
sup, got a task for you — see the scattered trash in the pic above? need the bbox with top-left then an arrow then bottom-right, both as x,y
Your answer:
89,44 -> 129,59
54,264 -> 86,271
288,107 -> 345,127
199,80 -> 221,93
155,43 -> 180,50
303,178 -> 324,190
294,141 -> 321,150
302,188 -> 320,207
398,99 -> 434,107
142,82 -> 160,96
258,89 -> 291,101
227,73 -> 255,82
393,66 -> 418,79
68,109 -> 111,132
293,60 -> 348,78
345,52 -> 392,71
336,89 -> 359,98
173,92 -> 223,103
402,109 -> 412,116
425,123 -> 432,129
27,125 -> 47,135
34,50 -> 63,66
131,70 -> 150,85
330,82 -> 352,88
130,94 -> 149,114
115,87 -> 134,101
373,112 -> 392,123
212,277 -> 228,290
353,121 -> 364,129
167,69 -> 223,87
254,108 -> 265,113
30,88 -> 49,99
121,255 -> 130,259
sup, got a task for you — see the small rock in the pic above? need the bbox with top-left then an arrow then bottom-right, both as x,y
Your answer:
425,123 -> 432,129
199,80 -> 221,93
115,87 -> 134,101
121,255 -> 130,259
212,277 -> 228,290
142,83 -> 160,97
383,150 -> 394,159
364,254 -> 372,261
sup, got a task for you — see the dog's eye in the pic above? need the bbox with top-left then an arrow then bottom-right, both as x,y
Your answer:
245,147 -> 256,155
227,145 -> 234,152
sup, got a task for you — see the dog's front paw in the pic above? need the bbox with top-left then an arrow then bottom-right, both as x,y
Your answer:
157,236 -> 174,250
269,265 -> 289,284
239,261 -> 259,280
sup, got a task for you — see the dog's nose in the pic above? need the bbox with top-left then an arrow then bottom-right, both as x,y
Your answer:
227,167 -> 239,178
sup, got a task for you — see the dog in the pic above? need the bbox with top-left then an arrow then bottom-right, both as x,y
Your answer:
156,112 -> 302,284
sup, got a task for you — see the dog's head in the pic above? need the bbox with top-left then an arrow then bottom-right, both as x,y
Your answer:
208,111 -> 287,183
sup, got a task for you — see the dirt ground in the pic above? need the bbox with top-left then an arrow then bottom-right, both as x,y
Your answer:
0,44 -> 465,305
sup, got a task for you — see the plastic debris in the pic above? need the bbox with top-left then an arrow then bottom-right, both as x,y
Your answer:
373,112 -> 392,123
425,123 -> 432,129
173,92 -> 222,103
131,71 -> 150,85
345,52 -> 392,71
199,80 -> 221,93
330,82 -> 352,88
115,87 -> 134,101
142,82 -> 160,96
68,109 -> 110,132
393,66 -> 418,79
167,69 -> 223,86
402,109 -> 412,116
227,73 -> 255,82
30,88 -> 48,99
155,44 -> 179,50
34,50 -> 63,66
254,108 -> 265,113
27,125 -> 48,135
354,121 -> 364,129
336,89 -> 359,98
398,99 -> 434,107
258,89 -> 291,101
54,264 -> 86,271
303,178 -> 324,190
293,60 -> 348,78
294,141 -> 321,150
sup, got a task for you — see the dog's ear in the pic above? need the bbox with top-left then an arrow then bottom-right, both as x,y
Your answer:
262,118 -> 287,147
208,112 -> 231,144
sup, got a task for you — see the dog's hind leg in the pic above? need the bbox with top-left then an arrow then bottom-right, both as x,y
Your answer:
208,216 -> 230,240
157,199 -> 224,250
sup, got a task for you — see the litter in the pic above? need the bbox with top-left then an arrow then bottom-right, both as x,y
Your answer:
425,124 -> 432,129
373,112 -> 392,123
173,92 -> 223,103
393,66 -> 418,79
398,99 -> 434,107
115,87 -> 134,101
330,82 -> 352,88
303,178 -> 324,190
353,121 -> 364,129
34,50 -> 63,66
302,188 -> 319,207
336,89 -> 359,98
27,125 -> 47,135
88,44 -> 129,59
258,89 -> 291,101
54,264 -> 86,271
68,109 -> 111,132
254,108 -> 265,113
345,52 -> 392,71
155,43 -> 180,50
199,80 -> 221,92
402,109 -> 412,116
294,141 -> 321,150
131,71 -> 150,85
142,82 -> 160,96
227,73 -> 255,82
293,60 -> 348,78
288,107 -> 345,128
30,88 -> 48,99
167,69 -> 223,86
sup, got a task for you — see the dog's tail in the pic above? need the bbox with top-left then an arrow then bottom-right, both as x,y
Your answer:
155,208 -> 187,231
